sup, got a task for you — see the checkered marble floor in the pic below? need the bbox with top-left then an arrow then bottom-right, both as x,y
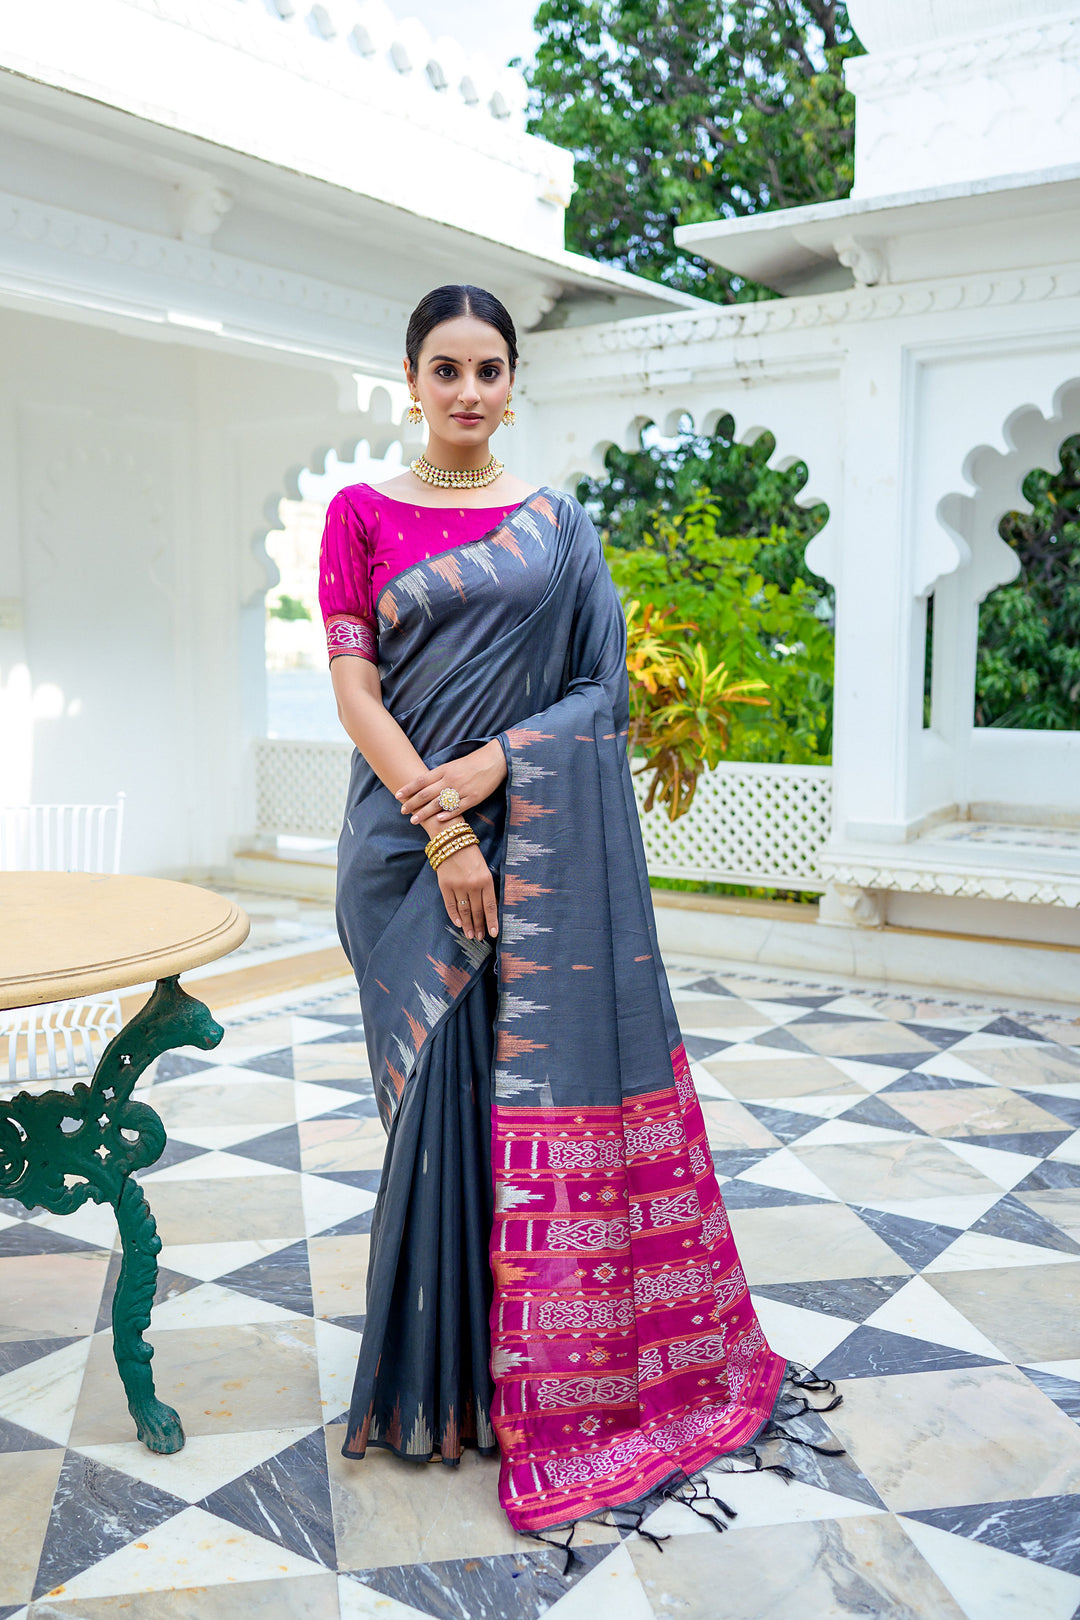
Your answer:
3,964 -> 1080,1620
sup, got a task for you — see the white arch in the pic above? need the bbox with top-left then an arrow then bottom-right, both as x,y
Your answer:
937,377 -> 1080,604
248,389 -> 422,606
571,405 -> 832,555
926,377 -> 1080,773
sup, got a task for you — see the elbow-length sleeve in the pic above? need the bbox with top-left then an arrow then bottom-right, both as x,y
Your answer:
319,489 -> 378,665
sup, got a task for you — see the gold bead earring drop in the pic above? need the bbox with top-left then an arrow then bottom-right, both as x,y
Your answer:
501,390 -> 516,429
406,394 -> 423,426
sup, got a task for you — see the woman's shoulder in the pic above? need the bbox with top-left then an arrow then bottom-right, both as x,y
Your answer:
327,480 -> 380,512
533,484 -> 586,515
541,487 -> 597,537
323,481 -> 387,538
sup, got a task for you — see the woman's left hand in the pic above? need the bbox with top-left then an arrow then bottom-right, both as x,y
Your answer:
396,738 -> 508,824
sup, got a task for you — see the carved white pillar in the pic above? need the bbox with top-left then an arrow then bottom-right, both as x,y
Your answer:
827,333 -> 925,846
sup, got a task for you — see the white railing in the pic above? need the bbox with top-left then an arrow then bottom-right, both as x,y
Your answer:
632,762 -> 832,892
0,795 -> 125,874
253,739 -> 833,892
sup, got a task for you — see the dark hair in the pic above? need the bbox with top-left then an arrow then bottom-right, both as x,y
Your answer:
405,284 -> 518,372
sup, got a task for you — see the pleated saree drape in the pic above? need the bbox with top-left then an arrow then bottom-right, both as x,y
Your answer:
335,489 -> 787,1533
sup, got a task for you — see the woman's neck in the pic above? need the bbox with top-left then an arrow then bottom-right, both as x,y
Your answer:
421,431 -> 494,472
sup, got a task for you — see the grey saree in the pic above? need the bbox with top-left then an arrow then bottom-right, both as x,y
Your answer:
334,488 -> 789,1533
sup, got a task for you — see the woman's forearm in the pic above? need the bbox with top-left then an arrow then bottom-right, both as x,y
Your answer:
339,687 -> 426,792
331,658 -> 447,834
331,655 -> 507,839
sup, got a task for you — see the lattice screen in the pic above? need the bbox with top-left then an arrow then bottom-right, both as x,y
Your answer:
254,738 -> 352,840
254,740 -> 833,890
633,761 -> 833,892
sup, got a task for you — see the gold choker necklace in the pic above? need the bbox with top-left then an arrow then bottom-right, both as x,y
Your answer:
411,453 -> 504,490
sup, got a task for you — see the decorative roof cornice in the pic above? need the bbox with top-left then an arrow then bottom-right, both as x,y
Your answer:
6,0 -> 564,196
526,263 -> 1080,363
822,855 -> 1080,909
118,0 -> 532,131
0,190 -> 408,363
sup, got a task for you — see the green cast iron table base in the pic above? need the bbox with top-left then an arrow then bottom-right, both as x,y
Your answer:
0,977 -> 224,1453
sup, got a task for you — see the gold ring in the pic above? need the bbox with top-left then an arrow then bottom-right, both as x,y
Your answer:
438,787 -> 462,812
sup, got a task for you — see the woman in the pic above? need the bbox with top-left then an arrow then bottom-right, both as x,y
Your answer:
319,285 -> 826,1538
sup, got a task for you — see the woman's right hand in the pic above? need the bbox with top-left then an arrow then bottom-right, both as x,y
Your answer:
436,843 -> 499,942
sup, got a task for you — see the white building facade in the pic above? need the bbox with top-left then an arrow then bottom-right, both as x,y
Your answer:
523,0 -> 1080,988
2,0 -> 1079,998
0,0 -> 704,876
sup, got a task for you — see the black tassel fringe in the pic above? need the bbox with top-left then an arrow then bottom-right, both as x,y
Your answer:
527,1522 -> 581,1577
526,1362 -> 844,1575
680,1361 -> 846,1488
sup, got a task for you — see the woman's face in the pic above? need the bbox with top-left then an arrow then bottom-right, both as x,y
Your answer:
406,315 -> 513,446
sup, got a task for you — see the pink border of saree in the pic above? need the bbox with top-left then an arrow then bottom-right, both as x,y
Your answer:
489,1043 -> 787,1532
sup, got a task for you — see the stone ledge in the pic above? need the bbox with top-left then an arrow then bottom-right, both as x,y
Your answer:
650,888 -> 819,923
651,896 -> 1080,1006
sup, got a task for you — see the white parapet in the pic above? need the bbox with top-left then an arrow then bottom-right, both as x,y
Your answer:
845,0 -> 1080,197
0,0 -> 570,263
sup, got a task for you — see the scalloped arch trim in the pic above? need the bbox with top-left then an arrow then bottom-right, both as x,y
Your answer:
935,376 -> 1080,601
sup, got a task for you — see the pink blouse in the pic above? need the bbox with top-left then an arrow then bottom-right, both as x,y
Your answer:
318,483 -> 519,665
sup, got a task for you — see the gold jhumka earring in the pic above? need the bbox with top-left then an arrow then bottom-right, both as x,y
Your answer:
406,395 -> 423,426
501,390 -> 515,428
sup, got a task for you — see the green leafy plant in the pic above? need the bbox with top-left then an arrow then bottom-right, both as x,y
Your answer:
976,434 -> 1080,730
580,414 -> 829,559
624,599 -> 769,817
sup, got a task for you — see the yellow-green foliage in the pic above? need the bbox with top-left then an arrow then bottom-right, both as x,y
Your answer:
624,599 -> 768,819
609,501 -> 834,764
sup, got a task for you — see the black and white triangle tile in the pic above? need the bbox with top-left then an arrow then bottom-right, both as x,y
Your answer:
1,962 -> 1079,1617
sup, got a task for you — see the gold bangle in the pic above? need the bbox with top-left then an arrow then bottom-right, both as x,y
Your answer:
425,816 -> 468,841
427,838 -> 472,865
430,848 -> 475,873
425,831 -> 467,856
428,827 -> 476,851
429,833 -> 479,871
425,820 -> 470,856
429,834 -> 478,865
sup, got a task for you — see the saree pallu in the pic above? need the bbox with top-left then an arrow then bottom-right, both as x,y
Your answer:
336,489 -> 787,1532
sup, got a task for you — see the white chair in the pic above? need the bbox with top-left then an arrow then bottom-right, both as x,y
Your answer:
1,795 -> 126,1082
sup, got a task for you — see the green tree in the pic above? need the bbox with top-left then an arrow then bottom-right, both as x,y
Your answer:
975,435 -> 1080,730
528,0 -> 863,302
607,501 -> 834,762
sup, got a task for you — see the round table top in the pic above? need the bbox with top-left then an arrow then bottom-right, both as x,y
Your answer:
0,873 -> 250,1010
